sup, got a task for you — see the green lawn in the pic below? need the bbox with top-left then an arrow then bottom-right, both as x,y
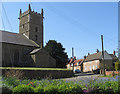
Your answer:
0,67 -> 71,70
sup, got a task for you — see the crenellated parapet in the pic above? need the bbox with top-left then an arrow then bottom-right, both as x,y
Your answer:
19,4 -> 43,19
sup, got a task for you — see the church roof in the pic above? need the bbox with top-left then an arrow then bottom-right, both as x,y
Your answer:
0,30 -> 39,47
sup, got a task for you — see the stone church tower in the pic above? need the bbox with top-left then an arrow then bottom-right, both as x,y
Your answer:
19,4 -> 43,48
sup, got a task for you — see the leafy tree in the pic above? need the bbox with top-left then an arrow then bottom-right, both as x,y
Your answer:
44,40 -> 68,68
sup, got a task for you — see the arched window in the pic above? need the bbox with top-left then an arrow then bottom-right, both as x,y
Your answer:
35,35 -> 38,41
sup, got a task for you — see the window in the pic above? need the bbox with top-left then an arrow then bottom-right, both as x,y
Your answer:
22,24 -> 24,28
71,63 -> 73,66
96,65 -> 98,69
89,66 -> 91,71
35,27 -> 38,32
35,35 -> 38,41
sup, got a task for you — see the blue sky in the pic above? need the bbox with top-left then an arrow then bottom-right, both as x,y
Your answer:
1,2 -> 118,59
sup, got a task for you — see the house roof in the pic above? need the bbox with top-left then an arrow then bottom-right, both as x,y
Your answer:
84,51 -> 116,62
0,30 -> 39,47
85,52 -> 102,62
74,59 -> 84,66
69,58 -> 74,64
109,54 -> 118,60
30,48 -> 42,54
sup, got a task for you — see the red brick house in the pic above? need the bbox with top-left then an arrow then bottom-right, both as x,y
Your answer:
66,57 -> 76,70
66,57 -> 85,72
73,59 -> 84,72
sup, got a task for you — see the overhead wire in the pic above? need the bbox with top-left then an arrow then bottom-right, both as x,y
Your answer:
2,3 -> 14,67
41,3 -> 118,53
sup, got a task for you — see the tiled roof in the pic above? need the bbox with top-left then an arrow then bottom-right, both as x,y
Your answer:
109,54 -> 118,60
69,58 -> 74,64
74,59 -> 84,66
84,52 -> 102,62
0,30 -> 39,47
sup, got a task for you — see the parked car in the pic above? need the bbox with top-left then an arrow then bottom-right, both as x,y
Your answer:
75,69 -> 81,73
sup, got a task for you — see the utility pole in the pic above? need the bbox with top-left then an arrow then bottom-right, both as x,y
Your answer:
101,35 -> 106,76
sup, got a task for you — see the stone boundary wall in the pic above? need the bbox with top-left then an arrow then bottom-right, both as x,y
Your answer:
1,69 -> 74,79
105,71 -> 120,76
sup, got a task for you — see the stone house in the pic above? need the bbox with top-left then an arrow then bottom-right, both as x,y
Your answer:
0,4 -> 56,67
83,50 -> 117,72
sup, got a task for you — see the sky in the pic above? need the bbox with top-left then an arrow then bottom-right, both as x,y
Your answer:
1,2 -> 118,59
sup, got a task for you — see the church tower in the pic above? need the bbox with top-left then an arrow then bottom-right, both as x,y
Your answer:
19,4 -> 44,48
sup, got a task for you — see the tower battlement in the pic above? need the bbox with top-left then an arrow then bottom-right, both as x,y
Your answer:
19,4 -> 44,48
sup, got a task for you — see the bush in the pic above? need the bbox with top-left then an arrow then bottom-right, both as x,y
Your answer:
34,86 -> 44,94
106,67 -> 115,71
13,84 -> 34,94
44,85 -> 58,94
115,61 -> 120,71
57,83 -> 83,94
3,77 -> 20,87
2,85 -> 12,94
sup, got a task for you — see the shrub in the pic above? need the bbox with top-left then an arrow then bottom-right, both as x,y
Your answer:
57,82 -> 83,94
44,85 -> 58,94
106,67 -> 115,71
34,86 -> 44,94
2,85 -> 12,94
115,61 -> 120,71
3,77 -> 20,87
13,84 -> 34,94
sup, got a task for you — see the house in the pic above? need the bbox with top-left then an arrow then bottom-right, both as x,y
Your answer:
73,59 -> 84,72
66,56 -> 85,72
66,57 -> 75,70
109,51 -> 118,67
83,50 -> 117,72
0,4 -> 56,67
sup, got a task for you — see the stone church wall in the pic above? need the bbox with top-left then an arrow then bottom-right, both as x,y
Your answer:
2,42 -> 36,67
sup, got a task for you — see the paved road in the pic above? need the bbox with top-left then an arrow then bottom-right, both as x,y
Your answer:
62,73 -> 101,82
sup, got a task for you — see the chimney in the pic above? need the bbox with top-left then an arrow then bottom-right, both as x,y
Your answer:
19,9 -> 22,16
88,53 -> 90,55
97,49 -> 99,53
113,50 -> 115,55
72,47 -> 74,58
73,56 -> 76,60
28,4 -> 31,11
84,56 -> 86,59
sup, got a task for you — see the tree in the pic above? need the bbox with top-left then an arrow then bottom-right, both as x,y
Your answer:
44,40 -> 68,68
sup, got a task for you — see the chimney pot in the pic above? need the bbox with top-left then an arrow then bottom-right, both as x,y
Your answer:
84,56 -> 86,59
73,56 -> 76,60
113,50 -> 115,55
28,4 -> 31,11
97,49 -> 99,53
88,53 -> 90,55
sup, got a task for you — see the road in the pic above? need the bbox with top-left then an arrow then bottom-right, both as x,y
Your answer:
62,73 -> 101,82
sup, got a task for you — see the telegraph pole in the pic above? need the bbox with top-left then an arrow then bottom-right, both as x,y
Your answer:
101,35 -> 106,76
72,47 -> 74,72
